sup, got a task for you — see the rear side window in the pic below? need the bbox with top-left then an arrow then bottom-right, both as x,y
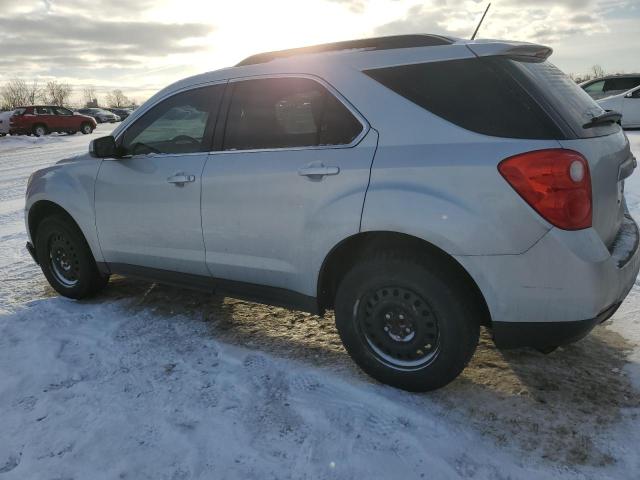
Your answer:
122,84 -> 224,155
604,77 -> 640,92
364,58 -> 562,139
223,77 -> 363,151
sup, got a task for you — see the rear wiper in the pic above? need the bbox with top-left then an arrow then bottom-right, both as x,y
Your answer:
582,110 -> 622,129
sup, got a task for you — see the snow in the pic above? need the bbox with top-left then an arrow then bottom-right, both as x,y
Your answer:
1,127 -> 640,479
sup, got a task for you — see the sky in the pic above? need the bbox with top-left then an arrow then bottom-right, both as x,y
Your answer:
0,0 -> 638,105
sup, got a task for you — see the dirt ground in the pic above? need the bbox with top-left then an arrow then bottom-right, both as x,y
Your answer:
61,275 -> 637,469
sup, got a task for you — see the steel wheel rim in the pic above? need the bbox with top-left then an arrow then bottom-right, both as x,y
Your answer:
83,125 -> 91,134
49,232 -> 79,287
35,127 -> 45,136
356,286 -> 440,371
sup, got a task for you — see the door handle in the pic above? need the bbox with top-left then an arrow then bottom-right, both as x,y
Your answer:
167,173 -> 196,185
298,165 -> 340,178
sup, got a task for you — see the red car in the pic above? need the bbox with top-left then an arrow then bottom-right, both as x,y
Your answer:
9,106 -> 97,136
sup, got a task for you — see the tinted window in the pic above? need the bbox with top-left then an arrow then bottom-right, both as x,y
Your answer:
36,107 -> 54,115
122,85 -> 224,155
605,77 -> 640,92
510,60 -> 618,138
223,77 -> 362,151
364,58 -> 561,139
583,80 -> 604,93
54,107 -> 72,115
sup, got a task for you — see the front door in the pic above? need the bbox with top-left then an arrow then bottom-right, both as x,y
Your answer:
201,76 -> 376,295
95,83 -> 225,276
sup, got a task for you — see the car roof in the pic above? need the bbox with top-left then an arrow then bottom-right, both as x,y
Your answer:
585,74 -> 640,83
235,34 -> 455,66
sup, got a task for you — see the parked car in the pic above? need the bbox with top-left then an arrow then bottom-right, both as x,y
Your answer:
581,74 -> 640,100
9,106 -> 97,136
104,108 -> 132,121
0,110 -> 13,136
77,108 -> 120,123
25,34 -> 640,392
597,85 -> 640,128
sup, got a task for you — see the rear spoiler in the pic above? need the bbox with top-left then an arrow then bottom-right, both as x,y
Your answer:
465,41 -> 552,62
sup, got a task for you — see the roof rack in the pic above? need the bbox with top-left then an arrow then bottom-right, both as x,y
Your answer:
235,34 -> 454,67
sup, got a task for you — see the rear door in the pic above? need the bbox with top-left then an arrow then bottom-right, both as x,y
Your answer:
34,106 -> 56,130
201,76 -> 376,295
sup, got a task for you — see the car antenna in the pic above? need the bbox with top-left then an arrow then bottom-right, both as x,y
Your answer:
471,3 -> 491,40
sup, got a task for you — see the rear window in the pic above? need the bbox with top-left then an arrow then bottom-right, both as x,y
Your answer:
12,108 -> 26,116
508,60 -> 619,138
364,58 -> 562,139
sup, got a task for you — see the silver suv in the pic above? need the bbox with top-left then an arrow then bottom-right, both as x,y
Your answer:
25,35 -> 640,391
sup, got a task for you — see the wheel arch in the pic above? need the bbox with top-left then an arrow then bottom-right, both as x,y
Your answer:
28,200 -> 84,249
317,231 -> 491,326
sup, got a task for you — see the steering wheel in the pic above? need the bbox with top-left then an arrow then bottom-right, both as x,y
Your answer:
171,135 -> 199,145
131,142 -> 161,155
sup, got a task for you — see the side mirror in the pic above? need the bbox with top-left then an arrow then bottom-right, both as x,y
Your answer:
89,135 -> 117,158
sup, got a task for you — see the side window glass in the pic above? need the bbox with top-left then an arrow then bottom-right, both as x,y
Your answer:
223,77 -> 362,151
36,107 -> 53,115
584,80 -> 604,93
54,107 -> 72,116
122,84 -> 224,156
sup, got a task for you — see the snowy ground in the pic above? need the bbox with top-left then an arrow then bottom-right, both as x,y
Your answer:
1,127 -> 640,479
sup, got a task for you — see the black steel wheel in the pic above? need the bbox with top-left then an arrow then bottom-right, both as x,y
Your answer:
358,286 -> 440,370
35,214 -> 109,299
48,231 -> 81,288
335,252 -> 480,392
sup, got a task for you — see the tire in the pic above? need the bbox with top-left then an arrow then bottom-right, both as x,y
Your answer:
35,215 -> 109,299
334,253 -> 480,392
80,123 -> 93,134
33,124 -> 48,137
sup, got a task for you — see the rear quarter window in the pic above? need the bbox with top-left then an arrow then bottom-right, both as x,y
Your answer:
364,58 -> 563,139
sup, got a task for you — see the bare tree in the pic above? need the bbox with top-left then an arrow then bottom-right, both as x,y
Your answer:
44,80 -> 73,106
1,78 -> 30,109
590,64 -> 605,79
82,86 -> 97,107
106,89 -> 131,108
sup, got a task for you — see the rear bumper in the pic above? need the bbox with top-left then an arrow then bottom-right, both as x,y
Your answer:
456,214 -> 640,348
492,302 -> 621,349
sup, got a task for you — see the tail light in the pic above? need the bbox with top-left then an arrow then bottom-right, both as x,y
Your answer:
498,149 -> 592,230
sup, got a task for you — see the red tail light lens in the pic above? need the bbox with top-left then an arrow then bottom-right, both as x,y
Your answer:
498,149 -> 592,230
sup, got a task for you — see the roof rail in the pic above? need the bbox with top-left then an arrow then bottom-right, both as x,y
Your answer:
235,34 -> 454,67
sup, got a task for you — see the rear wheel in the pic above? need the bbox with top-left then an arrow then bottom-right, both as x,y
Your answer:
35,215 -> 109,299
33,124 -> 48,137
80,123 -> 93,134
335,253 -> 480,392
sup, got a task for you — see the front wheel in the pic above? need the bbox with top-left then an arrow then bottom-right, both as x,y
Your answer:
35,215 -> 109,299
335,254 -> 480,392
33,125 -> 48,137
80,123 -> 93,134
